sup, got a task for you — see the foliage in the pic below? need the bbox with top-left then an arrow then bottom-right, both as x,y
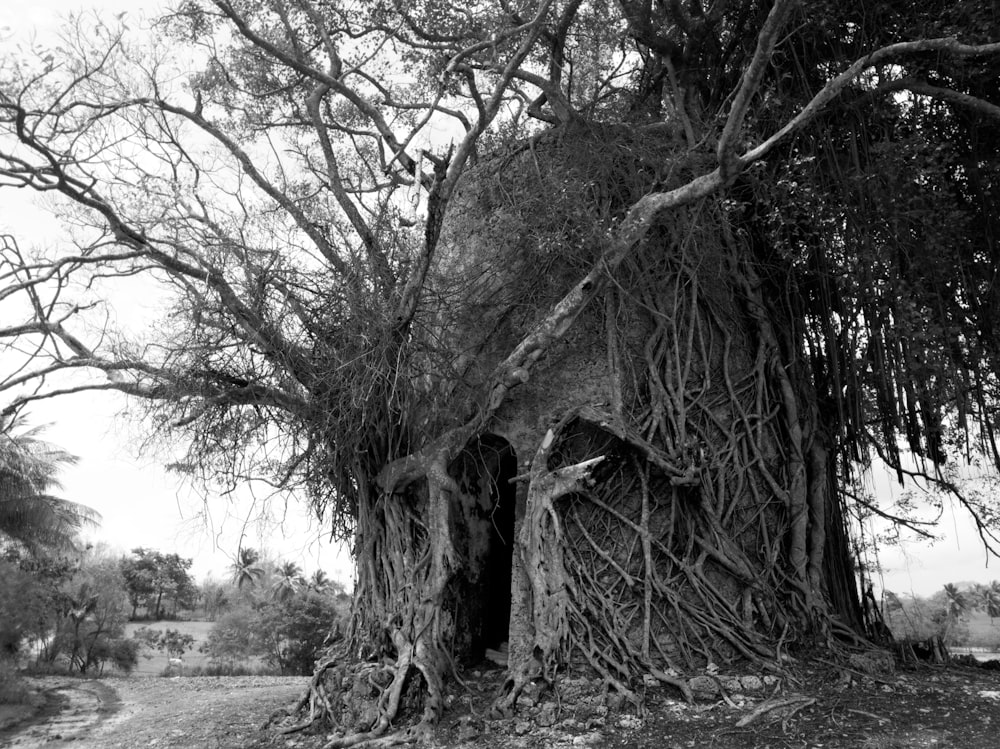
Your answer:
269,561 -> 305,603
200,588 -> 342,675
199,605 -> 260,671
255,591 -> 342,675
132,625 -> 197,659
0,657 -> 31,704
0,418 -> 97,553
38,553 -> 138,674
61,556 -> 135,673
199,577 -> 231,621
0,557 -> 59,657
228,548 -> 265,592
183,661 -> 278,677
120,548 -> 198,620
0,550 -> 77,662
0,547 -> 138,674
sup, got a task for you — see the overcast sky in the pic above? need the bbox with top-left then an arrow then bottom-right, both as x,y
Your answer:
2,0 -> 998,598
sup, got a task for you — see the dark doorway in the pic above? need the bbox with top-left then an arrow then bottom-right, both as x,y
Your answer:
478,434 -> 517,652
452,433 -> 517,661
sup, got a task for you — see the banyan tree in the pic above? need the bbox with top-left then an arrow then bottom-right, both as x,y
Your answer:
2,0 -> 1000,743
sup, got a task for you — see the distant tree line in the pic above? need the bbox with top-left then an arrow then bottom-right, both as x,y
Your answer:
885,582 -> 1000,648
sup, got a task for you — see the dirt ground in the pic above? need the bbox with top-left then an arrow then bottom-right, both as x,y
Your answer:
1,662 -> 999,748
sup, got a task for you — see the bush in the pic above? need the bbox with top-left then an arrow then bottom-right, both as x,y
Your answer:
0,659 -> 29,704
99,637 -> 140,674
0,559 -> 58,659
200,592 -> 341,675
257,592 -> 341,675
180,662 -> 279,677
200,606 -> 259,670
132,627 -> 195,660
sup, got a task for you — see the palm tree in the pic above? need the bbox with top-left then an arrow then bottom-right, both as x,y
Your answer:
270,561 -> 304,602
308,569 -> 331,594
986,582 -> 1000,623
0,417 -> 98,552
941,583 -> 969,644
229,547 -> 264,590
972,583 -> 993,615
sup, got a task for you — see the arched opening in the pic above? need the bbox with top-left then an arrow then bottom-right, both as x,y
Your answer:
450,433 -> 517,663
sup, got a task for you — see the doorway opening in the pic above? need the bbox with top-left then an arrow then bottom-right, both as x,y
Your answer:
452,433 -> 517,662
479,434 -> 517,652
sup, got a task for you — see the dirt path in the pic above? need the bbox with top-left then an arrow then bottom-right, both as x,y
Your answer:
0,677 -> 118,748
0,676 -> 307,749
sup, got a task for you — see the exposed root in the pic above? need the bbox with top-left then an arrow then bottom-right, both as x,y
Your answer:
264,658 -> 339,733
322,722 -> 431,749
734,695 -> 816,727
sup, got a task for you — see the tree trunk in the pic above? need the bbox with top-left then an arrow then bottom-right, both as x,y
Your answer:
310,128 -> 873,743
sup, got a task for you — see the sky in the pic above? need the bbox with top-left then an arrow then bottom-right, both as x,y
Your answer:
2,0 -> 1000,599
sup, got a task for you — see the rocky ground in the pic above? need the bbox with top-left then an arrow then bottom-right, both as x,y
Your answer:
1,661 -> 1000,748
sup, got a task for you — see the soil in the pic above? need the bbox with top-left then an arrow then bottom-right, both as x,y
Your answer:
1,662 -> 999,749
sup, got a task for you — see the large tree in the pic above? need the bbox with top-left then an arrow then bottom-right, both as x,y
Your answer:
2,0 -> 1000,743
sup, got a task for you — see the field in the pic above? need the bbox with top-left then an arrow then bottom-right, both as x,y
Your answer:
124,620 -> 219,676
962,609 -> 1000,647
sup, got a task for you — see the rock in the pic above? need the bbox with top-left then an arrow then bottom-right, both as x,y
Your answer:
457,723 -> 480,741
521,679 -> 548,706
689,675 -> 718,699
514,720 -> 532,735
559,676 -> 591,701
455,714 -> 481,741
617,714 -> 643,729
605,691 -> 624,711
537,702 -> 558,727
739,675 -> 763,692
573,731 -> 603,746
355,705 -> 378,732
849,650 -> 895,675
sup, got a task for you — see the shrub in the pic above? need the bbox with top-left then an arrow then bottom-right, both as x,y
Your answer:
0,659 -> 30,704
256,592 -> 341,675
200,592 -> 341,675
183,662 -> 279,677
200,605 -> 259,670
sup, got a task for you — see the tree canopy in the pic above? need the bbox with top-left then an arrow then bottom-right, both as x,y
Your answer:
120,547 -> 197,619
1,0 -> 1000,742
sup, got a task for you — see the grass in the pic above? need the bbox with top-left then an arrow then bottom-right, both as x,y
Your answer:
962,609 -> 1000,648
123,620 -> 274,677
